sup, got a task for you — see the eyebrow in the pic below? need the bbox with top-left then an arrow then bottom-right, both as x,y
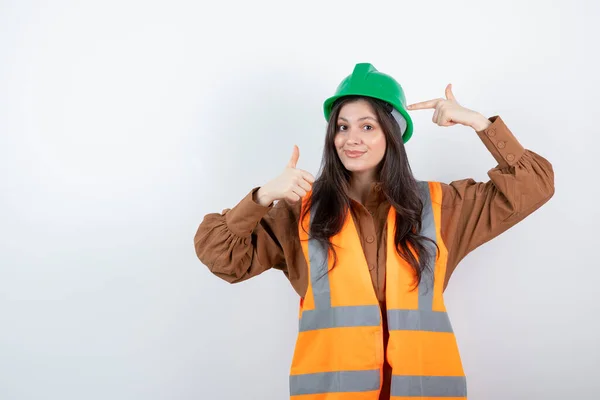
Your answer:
338,116 -> 377,122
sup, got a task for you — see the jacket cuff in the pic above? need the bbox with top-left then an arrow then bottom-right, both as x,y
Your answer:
476,115 -> 526,168
224,187 -> 273,237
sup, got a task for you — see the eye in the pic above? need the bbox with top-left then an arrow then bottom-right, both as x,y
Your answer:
363,125 -> 374,131
337,124 -> 348,131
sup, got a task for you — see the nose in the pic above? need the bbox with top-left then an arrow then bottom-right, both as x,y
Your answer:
346,127 -> 362,144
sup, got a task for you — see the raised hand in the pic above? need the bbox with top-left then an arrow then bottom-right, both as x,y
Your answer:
406,84 -> 491,131
255,145 -> 315,207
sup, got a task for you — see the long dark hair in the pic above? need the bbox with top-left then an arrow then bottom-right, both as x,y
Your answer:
301,96 -> 437,287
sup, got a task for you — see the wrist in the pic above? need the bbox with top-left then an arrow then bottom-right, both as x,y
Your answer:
254,187 -> 274,207
470,112 -> 492,131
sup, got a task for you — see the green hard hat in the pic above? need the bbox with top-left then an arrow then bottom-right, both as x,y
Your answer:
323,63 -> 413,143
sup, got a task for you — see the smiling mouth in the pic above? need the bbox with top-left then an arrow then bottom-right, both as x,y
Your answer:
345,150 -> 365,158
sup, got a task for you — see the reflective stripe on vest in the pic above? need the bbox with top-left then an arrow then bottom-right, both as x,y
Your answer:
290,370 -> 381,396
290,181 -> 467,399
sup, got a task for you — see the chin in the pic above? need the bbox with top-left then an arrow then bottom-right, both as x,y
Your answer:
342,162 -> 372,172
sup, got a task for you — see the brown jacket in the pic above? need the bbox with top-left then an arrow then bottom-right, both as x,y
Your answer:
194,115 -> 555,399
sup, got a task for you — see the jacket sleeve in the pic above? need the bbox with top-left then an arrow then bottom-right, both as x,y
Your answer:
194,188 -> 298,284
440,116 -> 555,286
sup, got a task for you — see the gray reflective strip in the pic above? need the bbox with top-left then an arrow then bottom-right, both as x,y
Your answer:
290,370 -> 380,396
300,305 -> 381,332
307,209 -> 331,310
308,238 -> 331,309
387,309 -> 453,333
391,375 -> 467,397
418,180 -> 436,310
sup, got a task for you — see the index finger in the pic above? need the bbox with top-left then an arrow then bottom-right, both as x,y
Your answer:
298,169 -> 315,183
406,98 -> 443,110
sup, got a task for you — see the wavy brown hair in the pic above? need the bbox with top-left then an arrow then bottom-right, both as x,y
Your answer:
301,96 -> 438,287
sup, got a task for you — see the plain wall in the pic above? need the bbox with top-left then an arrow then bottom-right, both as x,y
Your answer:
1,0 -> 598,399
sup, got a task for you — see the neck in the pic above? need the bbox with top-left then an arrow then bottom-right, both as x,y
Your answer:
348,171 -> 378,205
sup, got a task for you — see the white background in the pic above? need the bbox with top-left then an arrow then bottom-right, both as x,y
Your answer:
1,0 -> 598,399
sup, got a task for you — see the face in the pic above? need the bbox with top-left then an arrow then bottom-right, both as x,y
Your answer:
334,99 -> 386,176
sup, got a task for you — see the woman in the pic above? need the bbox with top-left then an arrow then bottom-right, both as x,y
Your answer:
195,63 -> 555,400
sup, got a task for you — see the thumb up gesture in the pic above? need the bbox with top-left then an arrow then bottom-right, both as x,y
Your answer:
255,145 -> 315,207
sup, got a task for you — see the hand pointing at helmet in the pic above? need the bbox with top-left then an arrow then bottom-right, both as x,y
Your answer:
406,84 -> 492,131
254,145 -> 315,207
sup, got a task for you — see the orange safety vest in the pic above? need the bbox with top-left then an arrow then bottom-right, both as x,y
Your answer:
291,181 -> 467,399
